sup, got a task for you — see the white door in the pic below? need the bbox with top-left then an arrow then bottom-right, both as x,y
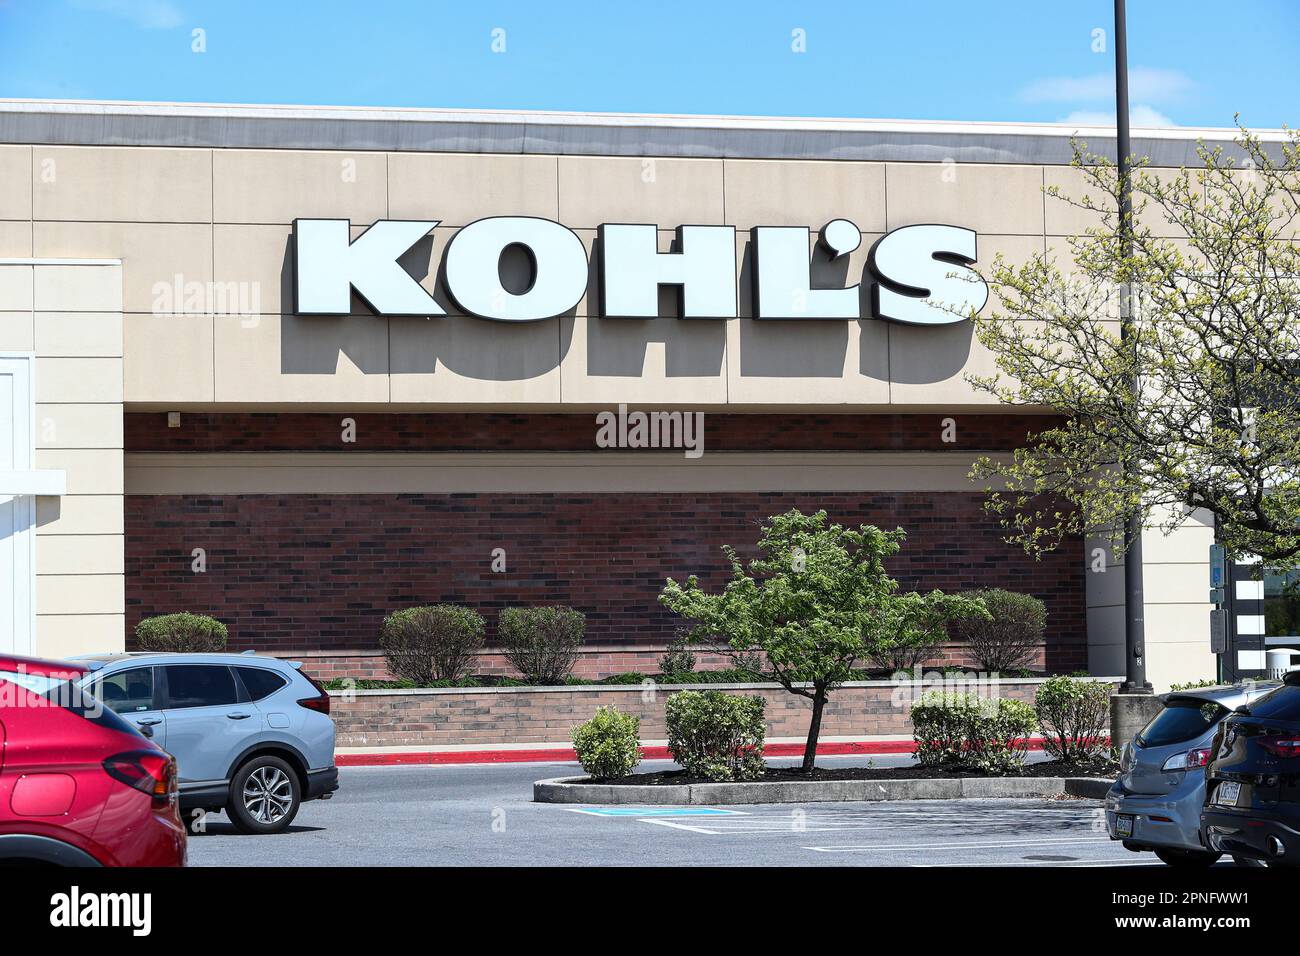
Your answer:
0,355 -> 35,656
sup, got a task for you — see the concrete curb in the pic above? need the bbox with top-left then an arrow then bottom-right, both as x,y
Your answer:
533,774 -> 1116,805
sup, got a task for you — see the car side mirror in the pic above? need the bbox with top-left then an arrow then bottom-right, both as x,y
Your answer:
1234,705 -> 1251,715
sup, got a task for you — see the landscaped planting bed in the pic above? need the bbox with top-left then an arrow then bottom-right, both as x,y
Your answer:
598,756 -> 1119,786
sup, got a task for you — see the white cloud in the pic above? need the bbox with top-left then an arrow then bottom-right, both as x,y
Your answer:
1057,105 -> 1178,128
1020,67 -> 1193,104
70,0 -> 183,29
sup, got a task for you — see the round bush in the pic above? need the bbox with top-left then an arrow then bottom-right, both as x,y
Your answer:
134,612 -> 228,652
571,706 -> 641,780
950,589 -> 1046,674
666,690 -> 766,782
380,605 -> 485,685
498,605 -> 585,685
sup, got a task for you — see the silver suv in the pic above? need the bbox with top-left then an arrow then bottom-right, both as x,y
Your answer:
74,651 -> 338,834
1106,681 -> 1276,866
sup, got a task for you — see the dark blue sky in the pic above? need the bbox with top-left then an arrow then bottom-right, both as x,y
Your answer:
1,0 -> 1296,127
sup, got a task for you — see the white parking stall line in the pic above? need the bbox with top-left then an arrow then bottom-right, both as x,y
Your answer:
637,818 -> 733,834
562,807 -> 748,818
910,858 -> 1165,868
803,836 -> 1111,853
681,820 -> 1095,835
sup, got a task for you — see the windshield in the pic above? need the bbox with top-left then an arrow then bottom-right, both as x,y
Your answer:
1138,698 -> 1228,747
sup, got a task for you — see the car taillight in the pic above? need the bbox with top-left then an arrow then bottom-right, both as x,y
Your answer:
297,672 -> 330,715
1259,737 -> 1300,758
1162,748 -> 1212,771
103,750 -> 176,805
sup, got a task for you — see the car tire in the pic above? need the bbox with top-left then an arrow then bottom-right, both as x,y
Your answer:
1154,848 -> 1222,868
227,755 -> 301,835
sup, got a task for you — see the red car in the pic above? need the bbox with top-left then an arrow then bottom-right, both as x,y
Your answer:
0,654 -> 186,867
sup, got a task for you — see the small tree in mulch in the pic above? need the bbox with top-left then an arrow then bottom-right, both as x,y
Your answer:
660,509 -> 987,774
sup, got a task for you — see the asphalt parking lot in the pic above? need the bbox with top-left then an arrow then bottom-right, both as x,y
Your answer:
186,756 -> 1159,867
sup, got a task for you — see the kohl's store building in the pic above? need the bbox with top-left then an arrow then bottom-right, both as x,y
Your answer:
0,100 -> 1291,691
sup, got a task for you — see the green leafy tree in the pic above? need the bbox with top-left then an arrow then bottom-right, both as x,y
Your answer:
659,509 -> 986,773
963,124 -> 1300,566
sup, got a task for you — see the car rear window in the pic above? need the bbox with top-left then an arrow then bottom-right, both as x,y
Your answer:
1139,698 -> 1228,746
236,666 -> 287,701
163,665 -> 239,709
48,683 -> 144,735
0,670 -> 142,737
1249,683 -> 1300,722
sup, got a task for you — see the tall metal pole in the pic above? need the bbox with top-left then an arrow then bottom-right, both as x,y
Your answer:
1115,0 -> 1151,693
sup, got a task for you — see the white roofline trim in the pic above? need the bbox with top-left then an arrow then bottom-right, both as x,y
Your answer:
0,98 -> 1287,140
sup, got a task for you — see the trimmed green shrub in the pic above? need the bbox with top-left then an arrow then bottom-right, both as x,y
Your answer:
658,638 -> 697,676
498,605 -> 585,684
1170,678 -> 1220,691
911,692 -> 1037,774
571,706 -> 641,780
1035,676 -> 1111,764
135,612 -> 228,652
950,589 -> 1046,674
665,690 -> 766,782
380,605 -> 485,685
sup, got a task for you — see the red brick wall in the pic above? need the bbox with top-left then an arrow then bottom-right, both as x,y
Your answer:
124,491 -> 1085,671
126,411 -> 1062,453
329,679 -> 1116,748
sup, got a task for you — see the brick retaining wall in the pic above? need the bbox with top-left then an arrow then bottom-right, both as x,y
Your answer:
329,677 -> 1120,749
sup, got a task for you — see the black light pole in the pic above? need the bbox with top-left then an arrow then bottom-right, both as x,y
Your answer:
1115,0 -> 1151,693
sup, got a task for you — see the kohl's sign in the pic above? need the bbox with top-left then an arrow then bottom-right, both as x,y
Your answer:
292,217 -> 988,325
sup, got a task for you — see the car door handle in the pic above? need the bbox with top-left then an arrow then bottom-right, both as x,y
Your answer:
135,717 -> 162,726
226,711 -> 252,720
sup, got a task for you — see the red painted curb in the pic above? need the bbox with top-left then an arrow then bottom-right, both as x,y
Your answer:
335,735 -> 1091,767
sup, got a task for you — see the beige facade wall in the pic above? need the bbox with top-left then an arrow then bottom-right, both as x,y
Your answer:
0,141 -> 1179,413
0,258 -> 124,659
1087,508 -> 1217,691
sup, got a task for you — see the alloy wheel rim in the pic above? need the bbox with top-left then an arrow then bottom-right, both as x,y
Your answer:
243,766 -> 293,824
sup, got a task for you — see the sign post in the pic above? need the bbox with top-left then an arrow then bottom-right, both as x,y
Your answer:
1210,544 -> 1227,682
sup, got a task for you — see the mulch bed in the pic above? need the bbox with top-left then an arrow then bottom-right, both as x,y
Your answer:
600,757 -> 1119,786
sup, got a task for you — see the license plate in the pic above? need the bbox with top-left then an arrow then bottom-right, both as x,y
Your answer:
1216,781 -> 1242,806
1115,814 -> 1134,838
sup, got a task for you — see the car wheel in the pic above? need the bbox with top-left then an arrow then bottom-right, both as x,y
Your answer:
1154,848 -> 1222,868
227,756 -> 301,835
1231,854 -> 1269,868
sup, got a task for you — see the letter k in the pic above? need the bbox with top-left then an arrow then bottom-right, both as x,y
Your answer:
294,219 -> 445,315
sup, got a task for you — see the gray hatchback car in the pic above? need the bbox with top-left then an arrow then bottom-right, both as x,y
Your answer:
73,651 -> 338,834
1106,681 -> 1277,867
